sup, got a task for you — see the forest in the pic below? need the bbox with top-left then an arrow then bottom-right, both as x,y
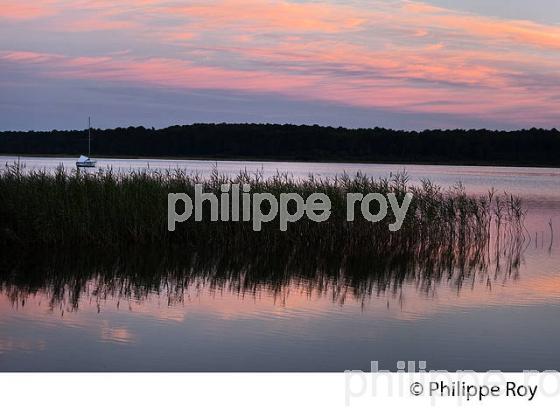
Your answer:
1,123 -> 559,166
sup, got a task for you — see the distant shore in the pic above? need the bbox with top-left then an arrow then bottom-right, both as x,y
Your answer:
1,123 -> 559,168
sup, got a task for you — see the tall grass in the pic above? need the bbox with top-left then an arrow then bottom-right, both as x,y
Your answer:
0,162 -> 525,250
1,162 -> 525,248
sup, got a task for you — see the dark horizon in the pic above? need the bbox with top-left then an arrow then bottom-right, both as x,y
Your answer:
2,123 -> 560,167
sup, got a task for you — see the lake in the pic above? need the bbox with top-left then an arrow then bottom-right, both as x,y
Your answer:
1,156 -> 559,371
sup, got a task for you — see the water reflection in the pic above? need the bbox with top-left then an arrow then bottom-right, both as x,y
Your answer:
1,224 -> 559,371
0,227 -> 525,312
1,159 -> 558,370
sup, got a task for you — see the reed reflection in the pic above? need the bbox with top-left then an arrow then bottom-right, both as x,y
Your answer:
0,227 -> 525,312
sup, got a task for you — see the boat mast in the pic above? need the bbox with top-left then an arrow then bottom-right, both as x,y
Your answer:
88,117 -> 91,157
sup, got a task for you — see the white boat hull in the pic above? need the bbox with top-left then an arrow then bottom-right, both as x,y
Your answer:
76,160 -> 97,168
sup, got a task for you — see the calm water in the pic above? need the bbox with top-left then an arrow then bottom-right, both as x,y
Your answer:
1,156 -> 559,371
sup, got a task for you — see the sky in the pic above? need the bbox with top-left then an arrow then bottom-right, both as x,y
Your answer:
1,0 -> 559,131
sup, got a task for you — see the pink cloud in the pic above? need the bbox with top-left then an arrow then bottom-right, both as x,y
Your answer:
58,55 -> 319,92
0,0 -> 55,21
59,17 -> 138,32
1,50 -> 61,62
158,0 -> 367,33
2,49 -> 558,126
0,1 -> 56,20
2,1 -> 560,127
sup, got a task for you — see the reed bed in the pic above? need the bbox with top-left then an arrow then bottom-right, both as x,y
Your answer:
0,162 -> 527,309
0,162 -> 525,250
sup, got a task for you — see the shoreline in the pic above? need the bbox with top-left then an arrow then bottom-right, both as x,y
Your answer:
2,153 -> 560,170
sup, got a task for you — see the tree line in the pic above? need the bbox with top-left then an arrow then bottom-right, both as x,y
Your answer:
0,123 -> 559,166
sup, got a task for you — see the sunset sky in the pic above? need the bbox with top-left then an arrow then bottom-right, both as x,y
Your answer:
1,0 -> 559,131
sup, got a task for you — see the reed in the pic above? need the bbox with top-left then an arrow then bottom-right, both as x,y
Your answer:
0,162 -> 525,252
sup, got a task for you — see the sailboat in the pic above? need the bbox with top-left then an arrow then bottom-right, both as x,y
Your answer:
76,117 -> 97,168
